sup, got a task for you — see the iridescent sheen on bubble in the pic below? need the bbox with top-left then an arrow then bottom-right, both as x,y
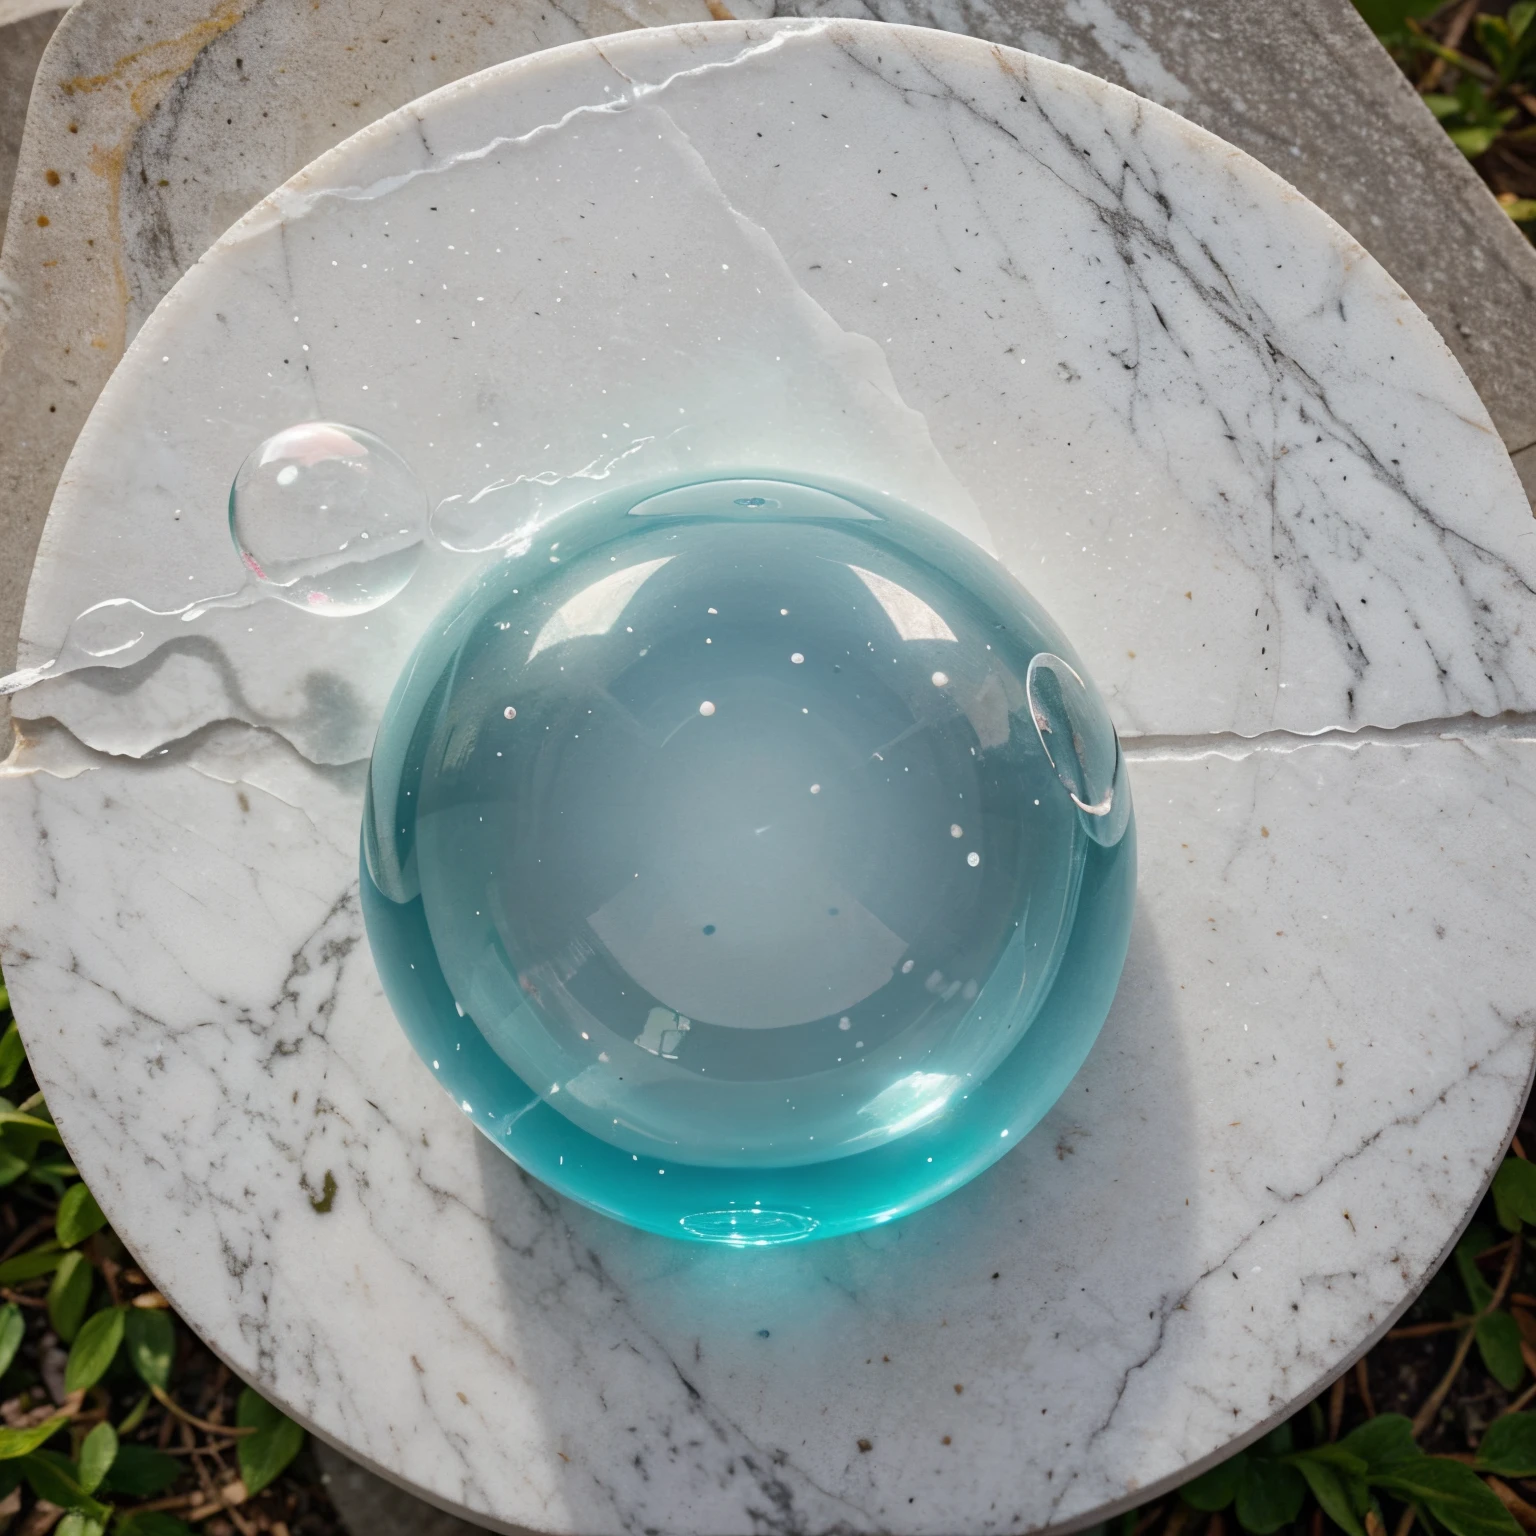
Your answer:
361,476 -> 1135,1244
229,422 -> 428,615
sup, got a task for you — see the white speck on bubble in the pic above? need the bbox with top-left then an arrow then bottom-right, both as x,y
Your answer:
810,784 -> 821,794
503,706 -> 517,720
839,1017 -> 851,1030
699,700 -> 716,716
932,671 -> 950,687
791,652 -> 804,664
950,823 -> 963,838
967,851 -> 981,867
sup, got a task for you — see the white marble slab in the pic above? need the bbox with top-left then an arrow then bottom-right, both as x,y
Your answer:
2,19 -> 1534,1534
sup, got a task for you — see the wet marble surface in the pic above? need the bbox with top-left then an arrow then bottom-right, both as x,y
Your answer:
1,20 -> 1534,1535
2,0 -> 1533,710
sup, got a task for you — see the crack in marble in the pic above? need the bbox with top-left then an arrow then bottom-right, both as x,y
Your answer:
1122,709 -> 1536,761
242,20 -> 836,236
8,699 -> 1536,802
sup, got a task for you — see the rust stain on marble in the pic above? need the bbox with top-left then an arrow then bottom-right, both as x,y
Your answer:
59,0 -> 246,111
56,0 -> 249,360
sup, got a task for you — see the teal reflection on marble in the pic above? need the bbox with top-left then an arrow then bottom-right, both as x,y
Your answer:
361,476 -> 1135,1243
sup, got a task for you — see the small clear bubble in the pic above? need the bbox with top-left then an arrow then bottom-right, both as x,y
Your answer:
230,421 -> 427,615
503,706 -> 518,720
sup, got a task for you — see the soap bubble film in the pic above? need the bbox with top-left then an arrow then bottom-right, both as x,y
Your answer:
229,422 -> 428,616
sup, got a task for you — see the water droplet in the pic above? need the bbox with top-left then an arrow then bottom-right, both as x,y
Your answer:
503,706 -> 518,720
230,421 -> 427,615
363,476 -> 1135,1241
1026,652 -> 1129,845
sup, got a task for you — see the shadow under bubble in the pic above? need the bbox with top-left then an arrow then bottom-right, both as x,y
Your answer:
18,633 -> 373,764
467,896 -> 1194,1536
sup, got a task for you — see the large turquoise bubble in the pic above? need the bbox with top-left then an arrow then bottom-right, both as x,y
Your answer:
362,476 -> 1135,1244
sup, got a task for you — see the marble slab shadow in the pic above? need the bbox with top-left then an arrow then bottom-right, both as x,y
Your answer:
1,19 -> 1534,1536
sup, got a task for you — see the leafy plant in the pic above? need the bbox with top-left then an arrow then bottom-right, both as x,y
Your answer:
1474,3 -> 1536,88
1355,0 -> 1536,235
0,966 -> 327,1532
237,1386 -> 307,1495
1424,80 -> 1519,158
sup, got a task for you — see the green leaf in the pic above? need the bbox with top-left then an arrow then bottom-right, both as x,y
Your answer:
0,1024 -> 24,1091
1235,1457 -> 1308,1536
1340,1414 -> 1423,1473
0,1414 -> 68,1459
100,1442 -> 180,1497
1262,1422 -> 1296,1456
56,1184 -> 107,1248
1450,125 -> 1505,158
64,1306 -> 124,1394
1425,92 -> 1462,120
1354,0 -> 1443,38
1479,1311 -> 1527,1391
48,1250 -> 93,1343
1458,1239 -> 1495,1312
236,1388 -> 305,1496
1500,198 -> 1536,225
77,1422 -> 116,1495
0,1302 -> 24,1379
1289,1453 -> 1368,1536
114,1514 -> 196,1536
18,1449 -> 112,1521
1375,1459 -> 1523,1536
1493,1160 -> 1536,1232
56,1513 -> 107,1536
123,1308 -> 174,1392
0,1147 -> 29,1188
1294,1445 -> 1370,1477
117,1392 -> 150,1437
1183,1451 -> 1247,1511
0,1242 -> 63,1285
0,1111 -> 62,1143
1477,1414 -> 1536,1477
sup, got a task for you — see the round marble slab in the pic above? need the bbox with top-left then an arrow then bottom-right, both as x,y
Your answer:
3,18 -> 1536,1535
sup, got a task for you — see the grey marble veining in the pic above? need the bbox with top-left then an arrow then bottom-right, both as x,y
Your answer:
1,20 -> 1534,1534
